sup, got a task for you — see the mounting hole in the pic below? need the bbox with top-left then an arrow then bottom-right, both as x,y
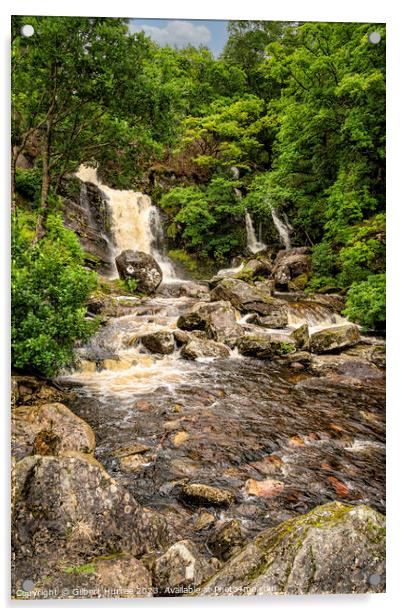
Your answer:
368,32 -> 381,44
21,24 -> 35,38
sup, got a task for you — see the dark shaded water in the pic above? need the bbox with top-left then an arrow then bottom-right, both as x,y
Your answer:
60,296 -> 385,546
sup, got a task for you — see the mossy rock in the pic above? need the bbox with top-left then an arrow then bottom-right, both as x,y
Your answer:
197,502 -> 385,596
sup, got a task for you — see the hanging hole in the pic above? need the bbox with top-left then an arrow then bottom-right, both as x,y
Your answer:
21,25 -> 35,38
368,32 -> 381,44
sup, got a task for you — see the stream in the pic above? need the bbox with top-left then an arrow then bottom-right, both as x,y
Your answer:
58,292 -> 385,547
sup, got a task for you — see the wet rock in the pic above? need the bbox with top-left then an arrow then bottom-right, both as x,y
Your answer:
11,375 -> 66,407
140,330 -> 175,354
235,258 -> 272,282
193,511 -> 215,532
290,322 -> 310,350
153,540 -> 217,595
370,345 -> 386,369
35,554 -> 153,599
197,502 -> 385,595
115,250 -> 162,293
237,332 -> 298,358
310,324 -> 360,353
180,483 -> 235,508
236,334 -> 273,359
211,278 -> 288,321
245,478 -> 285,498
250,455 -> 284,475
181,339 -> 230,360
207,520 -> 246,561
119,453 -> 149,472
113,442 -> 150,457
12,403 -> 96,461
276,351 -> 312,368
12,453 -> 171,591
177,300 -> 242,344
171,431 -> 189,447
173,329 -> 192,345
272,247 -> 312,286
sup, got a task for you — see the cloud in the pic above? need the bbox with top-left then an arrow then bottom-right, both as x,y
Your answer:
129,20 -> 212,48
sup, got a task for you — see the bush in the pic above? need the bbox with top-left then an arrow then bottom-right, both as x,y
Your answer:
344,274 -> 385,331
12,214 -> 98,377
15,168 -> 42,205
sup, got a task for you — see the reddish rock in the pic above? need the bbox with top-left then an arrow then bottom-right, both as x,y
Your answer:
328,476 -> 349,498
245,478 -> 285,498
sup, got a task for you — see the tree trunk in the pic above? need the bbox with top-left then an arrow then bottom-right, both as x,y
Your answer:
35,124 -> 51,241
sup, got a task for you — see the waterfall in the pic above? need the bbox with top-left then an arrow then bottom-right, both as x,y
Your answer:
270,206 -> 292,250
245,212 -> 267,254
75,166 -> 176,280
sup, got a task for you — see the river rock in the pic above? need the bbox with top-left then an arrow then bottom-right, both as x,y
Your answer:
272,247 -> 311,286
33,554 -> 153,599
11,375 -> 66,407
235,258 -> 272,281
236,334 -> 273,359
12,453 -> 171,592
180,483 -> 235,508
115,250 -> 162,293
197,502 -> 385,596
211,278 -> 288,323
177,300 -> 242,344
207,520 -> 246,561
140,330 -> 175,354
310,324 -> 360,353
12,403 -> 96,461
153,540 -> 218,595
181,339 -> 230,360
245,478 -> 285,498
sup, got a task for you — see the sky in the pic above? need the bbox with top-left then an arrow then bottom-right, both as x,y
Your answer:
129,19 -> 229,57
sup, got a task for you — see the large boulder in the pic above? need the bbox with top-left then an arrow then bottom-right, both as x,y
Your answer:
235,258 -> 272,282
140,330 -> 175,354
153,540 -> 218,595
177,300 -> 242,344
12,402 -> 96,460
12,453 -> 171,592
197,502 -> 385,596
211,278 -> 288,323
272,247 -> 311,286
310,324 -> 360,354
237,332 -> 301,358
115,250 -> 162,293
181,339 -> 230,360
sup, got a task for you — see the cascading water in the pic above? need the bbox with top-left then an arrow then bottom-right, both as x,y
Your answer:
245,211 -> 267,254
270,205 -> 292,250
75,165 -> 176,281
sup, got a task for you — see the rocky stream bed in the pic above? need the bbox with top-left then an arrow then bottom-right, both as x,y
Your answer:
11,248 -> 386,599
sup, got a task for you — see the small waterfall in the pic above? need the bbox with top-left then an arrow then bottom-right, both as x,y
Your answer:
245,212 -> 267,254
270,206 -> 292,250
76,166 -> 176,280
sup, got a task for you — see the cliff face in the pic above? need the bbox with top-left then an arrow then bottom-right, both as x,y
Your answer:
61,180 -> 113,275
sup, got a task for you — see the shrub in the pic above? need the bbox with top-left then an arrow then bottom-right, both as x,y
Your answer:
12,214 -> 98,377
344,273 -> 385,331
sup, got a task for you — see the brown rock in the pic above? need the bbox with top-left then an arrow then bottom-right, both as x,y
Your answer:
245,478 -> 284,498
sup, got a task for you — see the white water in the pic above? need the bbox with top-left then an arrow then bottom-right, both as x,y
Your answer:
245,212 -> 267,254
75,165 -> 176,280
270,206 -> 292,250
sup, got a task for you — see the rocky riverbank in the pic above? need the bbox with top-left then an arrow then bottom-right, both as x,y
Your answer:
11,247 -> 386,599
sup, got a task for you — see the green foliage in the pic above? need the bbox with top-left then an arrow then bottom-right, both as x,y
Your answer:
344,274 -> 385,330
15,168 -> 42,205
161,177 -> 245,262
12,214 -> 98,377
122,278 -> 138,294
